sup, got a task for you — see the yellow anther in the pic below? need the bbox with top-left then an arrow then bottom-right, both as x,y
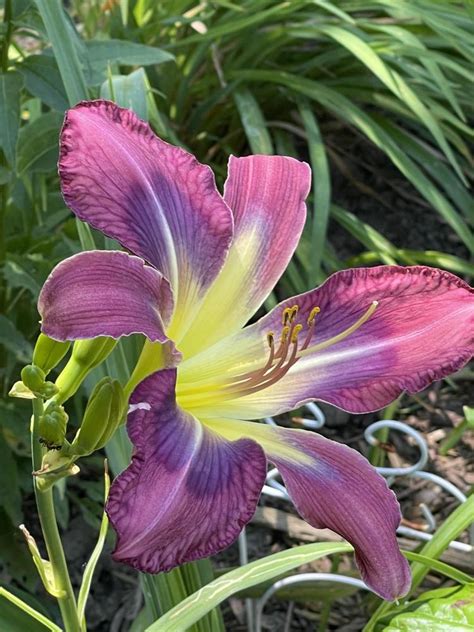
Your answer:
267,332 -> 275,347
288,305 -> 299,322
291,324 -> 303,343
307,306 -> 321,325
280,325 -> 291,343
281,307 -> 291,325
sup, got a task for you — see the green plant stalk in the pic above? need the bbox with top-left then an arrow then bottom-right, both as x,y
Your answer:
410,494 -> 474,592
438,419 -> 469,456
31,397 -> 81,632
0,587 -> 62,631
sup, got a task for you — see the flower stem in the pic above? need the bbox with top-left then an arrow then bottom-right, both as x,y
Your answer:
31,397 -> 81,632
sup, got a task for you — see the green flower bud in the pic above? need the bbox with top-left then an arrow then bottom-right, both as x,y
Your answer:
33,334 -> 71,375
21,365 -> 46,392
41,382 -> 59,399
38,402 -> 68,449
70,377 -> 126,456
54,337 -> 117,404
19,365 -> 58,399
71,337 -> 117,367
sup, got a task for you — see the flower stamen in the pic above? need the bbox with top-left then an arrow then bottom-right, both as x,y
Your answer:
222,301 -> 378,398
176,301 -> 378,408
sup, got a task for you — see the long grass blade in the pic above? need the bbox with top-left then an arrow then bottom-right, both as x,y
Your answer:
299,99 -> 331,285
320,25 -> 466,184
231,69 -> 473,253
34,0 -> 88,105
233,88 -> 273,154
147,542 -> 353,632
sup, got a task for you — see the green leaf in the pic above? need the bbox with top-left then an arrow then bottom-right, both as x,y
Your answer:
402,552 -> 473,586
34,0 -> 88,105
233,88 -> 273,154
0,432 -> 23,525
318,25 -> 466,183
0,314 -> 32,363
100,68 -> 149,120
0,164 -> 10,184
0,587 -> 59,631
371,115 -> 473,223
17,55 -> 68,112
2,254 -> 50,297
331,204 -> 400,265
298,100 -> 330,285
0,510 -> 37,590
411,495 -> 474,593
77,465 -> 110,628
86,39 -> 173,77
147,542 -> 353,631
0,72 -> 23,167
16,111 -> 63,175
383,583 -> 474,631
232,70 -> 473,253
366,495 -> 474,630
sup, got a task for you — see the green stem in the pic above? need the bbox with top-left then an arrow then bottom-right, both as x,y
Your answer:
31,398 -> 81,632
438,419 -> 469,456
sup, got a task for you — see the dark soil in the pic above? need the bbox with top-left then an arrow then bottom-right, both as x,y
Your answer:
327,126 -> 469,260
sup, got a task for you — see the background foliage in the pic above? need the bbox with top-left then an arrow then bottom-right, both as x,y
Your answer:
0,0 -> 472,629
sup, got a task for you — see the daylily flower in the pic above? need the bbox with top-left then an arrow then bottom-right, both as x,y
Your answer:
38,100 -> 474,601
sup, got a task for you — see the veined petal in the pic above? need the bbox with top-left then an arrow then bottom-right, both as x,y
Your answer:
38,250 -> 173,342
60,100 -> 233,332
178,155 -> 311,355
204,418 -> 411,601
107,370 -> 266,573
178,266 -> 474,417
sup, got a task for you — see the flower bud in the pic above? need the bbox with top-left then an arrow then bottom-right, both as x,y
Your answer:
33,334 -> 71,375
38,402 -> 68,449
19,365 -> 58,399
21,365 -> 46,393
54,337 -> 117,404
70,377 -> 125,456
70,337 -> 117,367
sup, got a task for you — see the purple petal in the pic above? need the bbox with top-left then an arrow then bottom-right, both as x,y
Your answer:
178,155 -> 311,355
204,418 -> 411,601
59,100 -> 233,328
107,370 -> 266,573
180,266 -> 474,417
38,250 -> 173,342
